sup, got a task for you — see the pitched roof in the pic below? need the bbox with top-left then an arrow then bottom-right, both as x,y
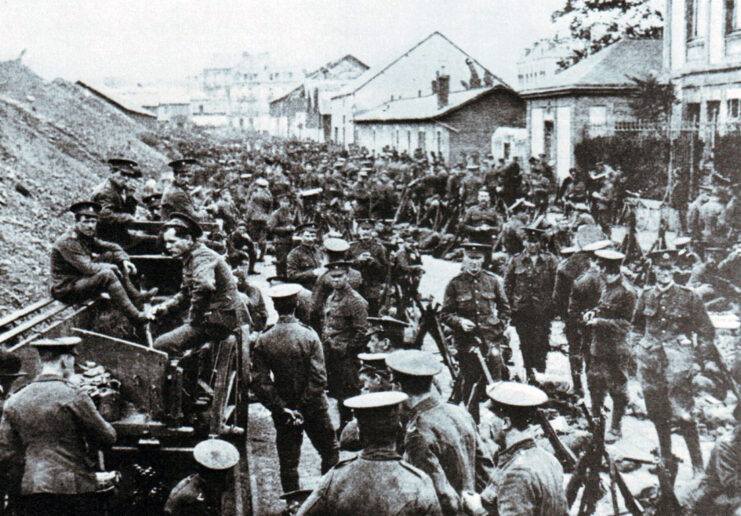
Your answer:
332,31 -> 510,99
75,81 -> 156,118
521,38 -> 663,98
354,85 -> 514,123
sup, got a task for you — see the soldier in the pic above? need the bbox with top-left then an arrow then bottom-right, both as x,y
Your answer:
268,276 -> 313,326
164,439 -> 240,515
161,158 -> 200,221
461,164 -> 484,207
391,231 -> 424,315
696,184 -> 727,248
150,213 -> 244,354
564,240 -> 612,396
142,192 -> 162,221
386,350 -> 493,516
321,262 -> 369,432
286,223 -> 325,290
244,177 -> 274,261
310,237 -> 363,331
90,158 -> 142,247
441,242 -> 511,422
366,316 -> 411,352
477,382 -> 568,515
631,249 -> 716,481
0,337 -> 117,516
267,193 -> 296,278
461,189 -> 501,244
251,283 -> 339,494
297,391 -> 442,516
584,250 -> 636,442
349,219 -> 389,316
0,351 -> 26,512
233,268 -> 268,332
673,236 -> 701,285
504,227 -> 558,384
50,201 -> 151,324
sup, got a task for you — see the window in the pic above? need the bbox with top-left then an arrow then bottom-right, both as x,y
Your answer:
407,130 -> 411,151
726,0 -> 741,33
418,131 -> 426,152
728,98 -> 740,118
437,131 -> 442,156
395,129 -> 400,149
503,142 -> 511,160
687,0 -> 707,40
198,105 -> 204,114
685,102 -> 701,125
707,100 -> 720,124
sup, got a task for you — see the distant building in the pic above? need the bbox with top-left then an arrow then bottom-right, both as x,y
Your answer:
521,39 -> 663,179
354,78 -> 525,164
75,81 -> 157,127
330,31 -> 509,147
195,52 -> 301,131
665,0 -> 741,132
517,38 -> 571,90
269,55 -> 369,141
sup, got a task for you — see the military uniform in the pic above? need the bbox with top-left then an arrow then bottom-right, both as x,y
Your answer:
349,239 -> 388,316
90,177 -> 138,246
252,314 -> 339,492
566,265 -> 602,391
481,438 -> 568,516
504,251 -> 558,375
267,204 -> 296,277
403,391 -> 493,516
310,267 -> 363,331
297,445 -> 442,515
0,374 -> 117,515
286,244 -> 324,290
161,183 -> 199,221
441,269 -> 511,419
697,194 -> 726,247
587,276 -> 636,428
462,204 -> 500,244
154,243 -> 243,353
321,286 -> 368,427
244,184 -> 273,259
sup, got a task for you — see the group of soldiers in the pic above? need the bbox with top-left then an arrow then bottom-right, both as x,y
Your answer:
0,137 -> 738,514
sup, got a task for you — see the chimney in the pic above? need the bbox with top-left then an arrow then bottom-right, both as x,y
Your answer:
437,67 -> 450,109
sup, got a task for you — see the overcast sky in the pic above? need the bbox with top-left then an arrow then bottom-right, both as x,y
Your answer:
0,0 -> 564,85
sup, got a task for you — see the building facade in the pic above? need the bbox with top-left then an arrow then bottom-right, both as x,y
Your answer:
522,39 -> 663,179
330,31 -> 508,147
665,0 -> 741,131
516,38 -> 571,90
269,55 -> 369,142
354,82 -> 525,165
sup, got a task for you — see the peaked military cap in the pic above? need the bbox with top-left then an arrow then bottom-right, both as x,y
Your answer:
385,350 -> 442,377
324,237 -> 350,253
343,391 -> 408,410
673,236 -> 692,248
648,248 -> 679,263
594,249 -> 625,261
460,242 -> 492,253
107,158 -> 142,177
266,283 -> 303,299
486,381 -> 548,407
69,201 -> 101,218
572,202 -> 590,212
164,212 -> 203,238
32,336 -> 82,355
357,352 -> 389,366
168,158 -> 197,172
560,245 -> 580,255
325,261 -> 353,270
582,239 -> 613,253
143,192 -> 162,203
523,225 -> 546,235
193,438 -> 240,470
356,218 -> 377,229
299,187 -> 323,198
295,222 -> 318,233
255,178 -> 269,187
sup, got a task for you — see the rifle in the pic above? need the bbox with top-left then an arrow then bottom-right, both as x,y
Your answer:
695,334 -> 740,400
412,297 -> 457,383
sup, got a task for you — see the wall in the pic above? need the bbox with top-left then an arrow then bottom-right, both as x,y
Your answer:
355,122 -> 450,160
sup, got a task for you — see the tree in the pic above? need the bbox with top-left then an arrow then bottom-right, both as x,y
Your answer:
552,0 -> 663,69
628,73 -> 677,123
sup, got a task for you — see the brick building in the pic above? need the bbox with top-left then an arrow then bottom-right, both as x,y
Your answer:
269,55 -> 369,142
521,39 -> 663,179
354,78 -> 525,165
330,31 -> 507,147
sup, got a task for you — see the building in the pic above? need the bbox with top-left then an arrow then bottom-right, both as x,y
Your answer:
517,37 -> 572,90
269,55 -> 369,141
354,79 -> 525,164
195,51 -> 302,131
665,0 -> 741,131
521,39 -> 663,179
75,81 -> 157,128
330,31 -> 508,147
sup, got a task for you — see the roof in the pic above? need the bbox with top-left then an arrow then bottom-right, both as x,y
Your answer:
75,81 -> 156,118
521,39 -> 663,98
305,54 -> 369,80
354,85 -> 515,123
332,31 -> 511,100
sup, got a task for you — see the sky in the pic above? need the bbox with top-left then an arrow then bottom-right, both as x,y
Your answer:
0,0 -> 565,85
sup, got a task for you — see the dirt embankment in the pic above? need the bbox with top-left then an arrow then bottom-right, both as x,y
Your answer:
0,60 -> 175,312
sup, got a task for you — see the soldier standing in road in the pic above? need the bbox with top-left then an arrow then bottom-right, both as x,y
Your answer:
504,227 -> 558,384
321,262 -> 369,433
349,219 -> 389,316
441,242 -> 511,422
386,350 -> 494,516
584,250 -> 636,443
50,201 -> 151,324
477,382 -> 568,515
267,193 -> 296,278
461,189 -> 501,244
297,391 -> 442,516
0,337 -> 117,516
310,237 -> 363,332
150,213 -> 244,354
161,158 -> 200,221
286,223 -> 325,290
245,178 -> 274,262
164,439 -> 240,516
251,283 -> 339,494
631,249 -> 717,482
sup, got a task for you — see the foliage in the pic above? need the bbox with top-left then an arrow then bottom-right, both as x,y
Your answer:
551,0 -> 664,69
574,133 -> 669,199
713,132 -> 741,184
628,74 -> 677,123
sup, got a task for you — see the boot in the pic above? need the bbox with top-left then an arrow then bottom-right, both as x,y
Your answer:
682,423 -> 704,476
108,280 -> 149,324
